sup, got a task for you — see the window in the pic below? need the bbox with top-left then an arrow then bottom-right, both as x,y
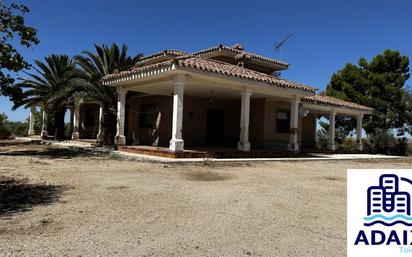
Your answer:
276,110 -> 290,133
139,104 -> 158,128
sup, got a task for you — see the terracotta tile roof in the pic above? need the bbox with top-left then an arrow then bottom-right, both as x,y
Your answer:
134,49 -> 188,67
303,95 -> 373,112
176,56 -> 313,92
103,55 -> 315,92
193,44 -> 289,68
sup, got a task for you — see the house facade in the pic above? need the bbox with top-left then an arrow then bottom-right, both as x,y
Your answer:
97,44 -> 372,153
28,44 -> 372,153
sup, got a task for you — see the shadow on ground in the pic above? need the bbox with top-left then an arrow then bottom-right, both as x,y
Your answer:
183,170 -> 235,182
0,176 -> 67,217
0,147 -> 91,159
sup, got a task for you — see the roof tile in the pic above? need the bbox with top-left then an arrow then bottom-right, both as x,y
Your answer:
103,55 -> 315,92
303,95 -> 373,112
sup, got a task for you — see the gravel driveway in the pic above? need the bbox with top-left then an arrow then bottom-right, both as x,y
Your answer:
0,144 -> 410,257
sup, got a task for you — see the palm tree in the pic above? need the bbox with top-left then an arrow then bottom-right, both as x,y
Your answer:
13,54 -> 85,139
75,43 -> 142,144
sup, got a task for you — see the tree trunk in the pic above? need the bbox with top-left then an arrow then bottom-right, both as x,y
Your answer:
54,108 -> 66,140
101,102 -> 117,145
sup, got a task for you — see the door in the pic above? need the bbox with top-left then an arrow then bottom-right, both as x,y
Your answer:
206,109 -> 224,145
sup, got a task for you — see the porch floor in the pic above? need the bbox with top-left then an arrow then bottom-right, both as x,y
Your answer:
117,145 -> 302,159
24,139 -> 404,162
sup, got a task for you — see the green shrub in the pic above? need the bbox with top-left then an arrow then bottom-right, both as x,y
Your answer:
316,129 -> 328,149
407,143 -> 412,156
0,113 -> 12,139
369,129 -> 408,156
340,137 -> 356,150
0,125 -> 12,139
362,138 -> 372,152
0,112 -> 30,138
396,137 -> 408,156
5,121 -> 28,137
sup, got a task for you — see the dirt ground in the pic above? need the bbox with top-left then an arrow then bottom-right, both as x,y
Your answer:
0,144 -> 410,257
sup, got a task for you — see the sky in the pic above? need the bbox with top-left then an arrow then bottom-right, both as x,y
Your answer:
1,0 -> 411,121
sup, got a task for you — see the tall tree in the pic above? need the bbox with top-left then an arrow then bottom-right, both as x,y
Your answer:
326,49 -> 411,136
13,55 -> 84,139
0,3 -> 39,101
75,44 -> 142,144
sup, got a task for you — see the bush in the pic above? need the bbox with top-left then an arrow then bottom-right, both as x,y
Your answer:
316,129 -> 328,149
0,113 -> 12,139
339,137 -> 356,150
369,129 -> 408,156
6,121 -> 28,137
408,143 -> 412,156
0,112 -> 30,139
396,137 -> 408,156
362,138 -> 372,152
0,125 -> 12,139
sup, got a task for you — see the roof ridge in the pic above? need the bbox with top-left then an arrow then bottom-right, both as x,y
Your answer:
137,49 -> 188,62
179,55 -> 301,84
193,44 -> 288,67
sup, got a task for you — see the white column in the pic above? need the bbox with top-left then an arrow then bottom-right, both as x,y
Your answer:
356,114 -> 363,151
116,88 -> 127,145
72,99 -> 80,140
169,74 -> 185,152
96,103 -> 104,144
28,106 -> 35,136
40,109 -> 48,138
328,110 -> 336,151
237,88 -> 252,152
287,96 -> 300,152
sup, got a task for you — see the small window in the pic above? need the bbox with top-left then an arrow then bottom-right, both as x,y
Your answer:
276,110 -> 290,133
139,104 -> 158,128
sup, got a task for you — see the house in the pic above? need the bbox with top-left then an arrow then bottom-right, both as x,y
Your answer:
29,44 -> 373,155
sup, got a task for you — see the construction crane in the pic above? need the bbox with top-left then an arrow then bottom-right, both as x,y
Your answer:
274,33 -> 293,60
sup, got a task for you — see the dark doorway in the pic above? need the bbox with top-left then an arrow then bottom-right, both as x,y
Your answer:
206,109 -> 224,145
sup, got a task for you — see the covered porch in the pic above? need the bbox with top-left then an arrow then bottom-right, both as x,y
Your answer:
101,55 -> 372,156
26,100 -> 104,142
71,100 -> 103,142
302,95 -> 373,152
106,69 -> 314,153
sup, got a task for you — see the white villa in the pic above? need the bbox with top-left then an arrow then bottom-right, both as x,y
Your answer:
28,44 -> 373,157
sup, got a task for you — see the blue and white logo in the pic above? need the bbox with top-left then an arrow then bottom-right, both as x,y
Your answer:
348,169 -> 412,257
365,174 -> 412,227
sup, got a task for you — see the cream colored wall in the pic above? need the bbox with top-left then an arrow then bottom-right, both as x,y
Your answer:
300,113 -> 316,148
249,99 -> 265,142
182,96 -> 240,147
263,100 -> 290,143
127,95 -> 240,147
260,99 -> 316,149
127,95 -> 172,146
